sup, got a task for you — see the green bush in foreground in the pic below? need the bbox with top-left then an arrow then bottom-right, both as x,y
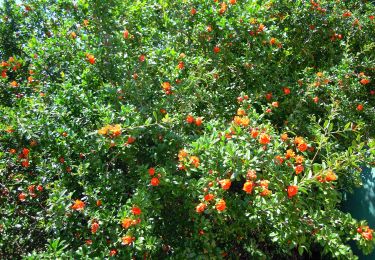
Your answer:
0,0 -> 374,259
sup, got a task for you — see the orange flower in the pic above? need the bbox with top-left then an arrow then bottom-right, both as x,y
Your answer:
178,61 -> 184,70
204,194 -> 215,202
10,81 -> 18,87
237,108 -> 246,116
260,189 -> 271,197
298,143 -> 308,152
295,155 -> 304,164
246,169 -> 257,180
1,70 -> 7,78
269,37 -> 277,45
150,177 -> 160,186
190,8 -> 197,15
325,170 -> 337,182
259,133 -> 270,145
121,218 -> 133,229
91,222 -> 99,234
131,206 -> 142,215
186,115 -> 195,124
285,149 -> 296,159
294,136 -> 304,145
295,165 -> 304,175
259,180 -> 269,189
219,179 -> 231,190
281,133 -> 288,141
122,235 -> 135,245
127,136 -> 136,144
190,156 -> 200,168
213,46 -> 220,53
233,116 -> 243,126
219,2 -> 227,14
162,82 -> 171,91
251,129 -> 259,138
362,227 -> 373,241
86,54 -> 95,64
271,101 -> 279,108
216,199 -> 226,211
72,199 -> 85,211
96,199 -> 102,207
275,155 -> 284,164
241,117 -> 250,127
18,192 -> 27,202
243,181 -> 255,194
360,78 -> 370,85
196,203 -> 206,213
287,185 -> 298,198
229,0 -> 236,4
178,149 -> 188,161
356,104 -> 363,111
195,117 -> 203,126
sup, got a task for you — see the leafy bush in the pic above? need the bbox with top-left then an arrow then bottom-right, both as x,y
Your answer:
1,0 -> 374,259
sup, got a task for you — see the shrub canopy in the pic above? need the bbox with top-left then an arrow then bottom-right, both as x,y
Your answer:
0,0 -> 375,259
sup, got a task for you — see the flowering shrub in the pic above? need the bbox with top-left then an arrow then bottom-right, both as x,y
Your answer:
0,0 -> 375,259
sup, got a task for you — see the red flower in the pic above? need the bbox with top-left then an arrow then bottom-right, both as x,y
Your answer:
21,160 -> 29,167
356,104 -> 363,111
178,61 -> 184,70
219,179 -> 231,190
22,148 -> 30,156
148,167 -> 155,176
190,8 -> 197,15
109,249 -> 117,256
196,203 -> 206,213
123,30 -> 129,39
139,54 -> 146,62
150,177 -> 160,186
127,136 -> 136,144
109,249 -> 118,256
215,199 -> 226,211
287,185 -> 298,198
265,93 -> 272,101
131,206 -> 142,215
283,87 -> 291,95
213,46 -> 220,53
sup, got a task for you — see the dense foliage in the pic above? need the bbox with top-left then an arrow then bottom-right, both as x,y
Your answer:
1,0 -> 375,259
